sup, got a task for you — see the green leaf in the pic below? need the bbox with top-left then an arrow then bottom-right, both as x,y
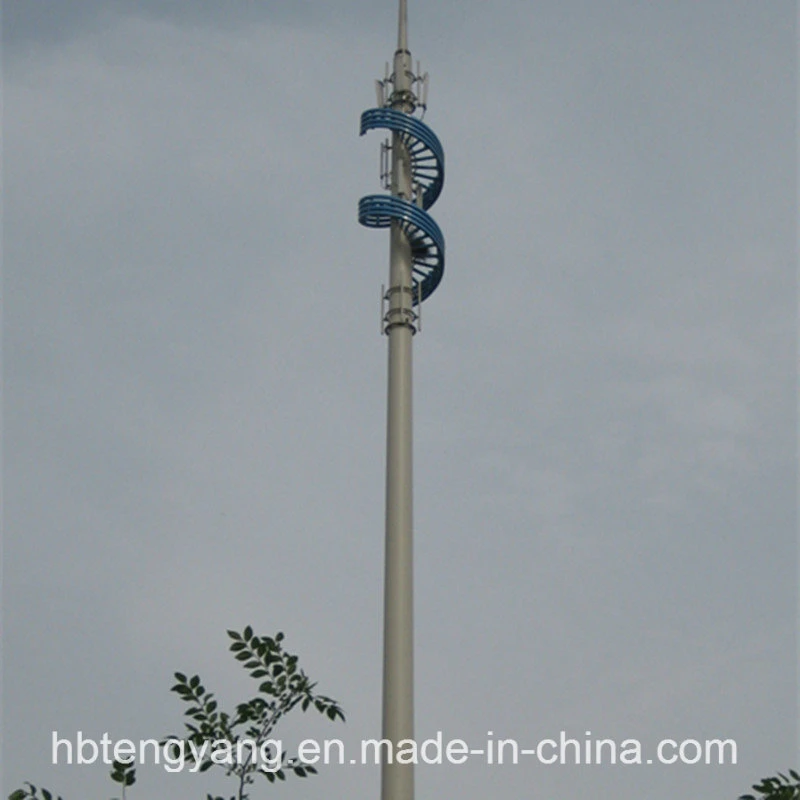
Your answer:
175,671 -> 187,682
275,632 -> 284,642
189,675 -> 200,689
227,629 -> 242,641
243,625 -> 253,641
42,792 -> 52,800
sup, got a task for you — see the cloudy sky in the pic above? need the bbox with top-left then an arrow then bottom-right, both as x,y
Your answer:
3,1 -> 796,798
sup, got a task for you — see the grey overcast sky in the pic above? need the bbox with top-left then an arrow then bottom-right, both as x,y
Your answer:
2,1 -> 797,798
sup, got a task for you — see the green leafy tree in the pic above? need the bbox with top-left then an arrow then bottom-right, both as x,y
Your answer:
9,627 -> 344,800
9,759 -> 134,800
740,770 -> 800,800
163,626 -> 344,799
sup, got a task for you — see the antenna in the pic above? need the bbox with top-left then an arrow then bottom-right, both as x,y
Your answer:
397,0 -> 408,51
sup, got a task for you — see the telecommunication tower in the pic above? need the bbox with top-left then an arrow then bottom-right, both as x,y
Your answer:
358,1 -> 445,798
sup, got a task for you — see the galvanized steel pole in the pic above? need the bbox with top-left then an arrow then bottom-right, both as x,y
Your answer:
357,4 -> 445,797
382,3 -> 415,799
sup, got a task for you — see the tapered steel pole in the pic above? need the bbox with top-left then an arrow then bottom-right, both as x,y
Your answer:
358,3 -> 445,796
382,2 -> 415,798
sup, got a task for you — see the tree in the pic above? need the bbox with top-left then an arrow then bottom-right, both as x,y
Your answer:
10,761 -> 133,800
740,770 -> 800,800
9,626 -> 344,800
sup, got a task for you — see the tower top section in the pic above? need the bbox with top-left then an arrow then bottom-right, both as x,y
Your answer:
358,0 -> 446,305
374,0 -> 429,116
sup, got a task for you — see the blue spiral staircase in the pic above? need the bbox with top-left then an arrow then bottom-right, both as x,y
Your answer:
358,107 -> 445,304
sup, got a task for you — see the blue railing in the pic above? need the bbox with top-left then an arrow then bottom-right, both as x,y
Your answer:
359,108 -> 445,304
